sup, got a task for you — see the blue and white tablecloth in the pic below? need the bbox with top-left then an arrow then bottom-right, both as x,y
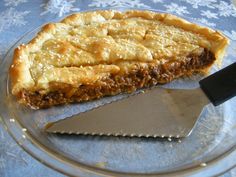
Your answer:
0,0 -> 236,176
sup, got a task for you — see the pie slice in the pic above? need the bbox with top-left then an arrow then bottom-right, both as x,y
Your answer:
10,10 -> 229,109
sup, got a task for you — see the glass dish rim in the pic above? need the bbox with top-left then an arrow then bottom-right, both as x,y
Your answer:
1,7 -> 236,177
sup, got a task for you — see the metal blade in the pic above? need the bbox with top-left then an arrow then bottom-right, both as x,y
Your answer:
45,87 -> 209,138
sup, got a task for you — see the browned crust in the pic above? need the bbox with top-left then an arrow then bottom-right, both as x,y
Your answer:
17,48 -> 215,109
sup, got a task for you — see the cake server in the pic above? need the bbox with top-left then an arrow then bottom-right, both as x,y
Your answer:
45,62 -> 236,138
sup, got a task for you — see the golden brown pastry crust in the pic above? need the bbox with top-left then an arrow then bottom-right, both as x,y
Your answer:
10,10 -> 229,108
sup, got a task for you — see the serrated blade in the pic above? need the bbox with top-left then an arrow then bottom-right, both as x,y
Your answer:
45,87 -> 209,138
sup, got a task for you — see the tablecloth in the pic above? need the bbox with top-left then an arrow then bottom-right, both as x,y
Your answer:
0,0 -> 236,176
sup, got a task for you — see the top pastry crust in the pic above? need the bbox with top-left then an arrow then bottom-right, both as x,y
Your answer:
10,10 -> 229,95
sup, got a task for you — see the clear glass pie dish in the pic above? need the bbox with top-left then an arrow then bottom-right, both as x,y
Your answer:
0,8 -> 236,177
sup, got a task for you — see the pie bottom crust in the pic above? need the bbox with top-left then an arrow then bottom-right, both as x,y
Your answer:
18,48 -> 215,109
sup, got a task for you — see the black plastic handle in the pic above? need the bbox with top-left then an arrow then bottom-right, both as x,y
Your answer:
199,62 -> 236,106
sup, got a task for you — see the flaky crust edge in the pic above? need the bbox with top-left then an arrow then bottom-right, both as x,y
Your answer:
10,10 -> 229,96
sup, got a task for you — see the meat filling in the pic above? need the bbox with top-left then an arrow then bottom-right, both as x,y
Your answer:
19,48 -> 215,108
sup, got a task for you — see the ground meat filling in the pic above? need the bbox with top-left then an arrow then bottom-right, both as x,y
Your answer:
20,48 -> 215,108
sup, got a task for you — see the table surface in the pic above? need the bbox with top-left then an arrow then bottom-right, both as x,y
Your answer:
0,0 -> 236,176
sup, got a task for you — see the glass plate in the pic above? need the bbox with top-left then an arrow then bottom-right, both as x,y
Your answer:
1,8 -> 236,177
